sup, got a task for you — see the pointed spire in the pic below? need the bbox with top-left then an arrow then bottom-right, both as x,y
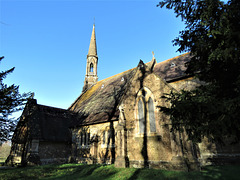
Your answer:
88,24 -> 97,57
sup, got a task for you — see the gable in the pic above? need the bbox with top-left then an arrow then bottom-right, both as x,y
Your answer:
69,53 -> 191,127
121,61 -> 175,107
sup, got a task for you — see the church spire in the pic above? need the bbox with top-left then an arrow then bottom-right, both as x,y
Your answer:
88,24 -> 97,57
83,24 -> 98,92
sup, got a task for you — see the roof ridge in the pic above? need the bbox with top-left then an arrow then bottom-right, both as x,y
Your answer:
98,67 -> 136,83
38,104 -> 75,113
156,52 -> 190,65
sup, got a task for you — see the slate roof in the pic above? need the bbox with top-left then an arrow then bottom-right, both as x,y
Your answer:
69,52 -> 191,127
153,52 -> 191,82
69,68 -> 137,127
12,100 -> 78,143
34,104 -> 77,142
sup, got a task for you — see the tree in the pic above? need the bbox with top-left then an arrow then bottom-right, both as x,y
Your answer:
157,0 -> 240,143
0,56 -> 31,141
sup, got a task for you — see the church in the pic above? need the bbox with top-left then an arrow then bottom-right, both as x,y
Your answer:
6,25 -> 240,171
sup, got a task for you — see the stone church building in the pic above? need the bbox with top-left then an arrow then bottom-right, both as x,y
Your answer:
6,25 -> 240,170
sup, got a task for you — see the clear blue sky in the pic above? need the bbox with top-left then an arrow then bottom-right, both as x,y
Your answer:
0,0 -> 185,113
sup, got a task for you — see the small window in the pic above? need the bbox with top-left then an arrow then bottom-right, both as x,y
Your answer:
138,99 -> 145,134
148,97 -> 156,132
90,63 -> 94,72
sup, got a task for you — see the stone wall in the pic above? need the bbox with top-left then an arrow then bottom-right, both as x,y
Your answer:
38,141 -> 71,165
71,121 -> 118,165
197,138 -> 240,166
115,66 -> 199,171
71,64 -> 240,170
5,143 -> 25,166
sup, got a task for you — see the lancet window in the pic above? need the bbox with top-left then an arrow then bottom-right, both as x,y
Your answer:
138,99 -> 145,134
78,131 -> 90,147
90,63 -> 94,73
148,97 -> 156,132
137,87 -> 156,134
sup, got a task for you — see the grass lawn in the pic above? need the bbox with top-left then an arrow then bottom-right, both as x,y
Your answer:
0,164 -> 240,180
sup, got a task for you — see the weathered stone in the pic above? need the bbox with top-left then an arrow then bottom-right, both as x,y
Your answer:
7,26 -> 240,171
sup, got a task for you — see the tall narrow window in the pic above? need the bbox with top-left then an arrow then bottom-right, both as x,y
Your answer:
148,97 -> 156,132
84,132 -> 87,145
87,132 -> 90,145
80,132 -> 83,146
138,99 -> 145,133
82,133 -> 85,145
90,63 -> 94,72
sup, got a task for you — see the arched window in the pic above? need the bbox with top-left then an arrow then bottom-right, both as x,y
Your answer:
90,63 -> 94,72
148,97 -> 156,132
138,99 -> 145,134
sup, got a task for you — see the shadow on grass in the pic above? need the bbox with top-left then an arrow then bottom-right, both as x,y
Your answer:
199,165 -> 240,180
1,164 -> 240,180
41,164 -> 119,180
45,164 -> 103,179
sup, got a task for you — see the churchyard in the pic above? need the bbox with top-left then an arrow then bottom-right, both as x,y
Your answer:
0,163 -> 240,179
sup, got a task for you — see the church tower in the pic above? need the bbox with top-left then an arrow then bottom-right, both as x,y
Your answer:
83,24 -> 98,91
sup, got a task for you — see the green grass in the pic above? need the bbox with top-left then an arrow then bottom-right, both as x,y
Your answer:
0,164 -> 240,180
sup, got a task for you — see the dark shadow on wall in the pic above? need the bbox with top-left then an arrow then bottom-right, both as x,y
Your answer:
101,87 -> 123,164
72,126 -> 91,163
138,60 -> 149,168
